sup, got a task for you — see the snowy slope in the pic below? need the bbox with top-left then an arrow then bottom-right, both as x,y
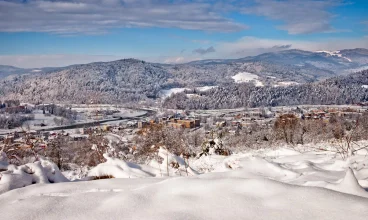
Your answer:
232,72 -> 264,86
1,147 -> 368,219
316,50 -> 352,62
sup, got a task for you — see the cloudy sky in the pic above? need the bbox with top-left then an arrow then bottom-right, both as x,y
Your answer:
0,0 -> 367,68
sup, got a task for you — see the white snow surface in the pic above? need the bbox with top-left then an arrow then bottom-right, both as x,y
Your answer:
0,158 -> 68,194
1,147 -> 368,219
160,88 -> 187,98
88,154 -> 155,178
275,81 -> 300,87
232,72 -> 264,87
88,148 -> 198,178
160,86 -> 218,98
196,86 -> 218,91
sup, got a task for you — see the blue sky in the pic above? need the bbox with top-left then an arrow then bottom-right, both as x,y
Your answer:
0,0 -> 367,68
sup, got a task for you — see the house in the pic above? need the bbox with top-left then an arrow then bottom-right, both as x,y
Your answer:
70,134 -> 88,141
231,121 -> 242,127
127,121 -> 137,128
168,122 -> 185,129
177,120 -> 195,128
138,121 -> 149,129
244,111 -> 263,118
176,119 -> 201,129
194,119 -> 201,127
4,105 -> 26,114
102,125 -> 111,132
112,126 -> 123,133
216,121 -> 226,128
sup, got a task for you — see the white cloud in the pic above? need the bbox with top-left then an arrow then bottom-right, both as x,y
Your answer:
0,0 -> 354,36
243,0 -> 343,34
0,0 -> 247,34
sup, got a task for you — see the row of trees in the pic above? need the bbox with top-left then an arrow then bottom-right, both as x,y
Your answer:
222,112 -> 368,152
133,124 -> 205,163
0,114 -> 34,129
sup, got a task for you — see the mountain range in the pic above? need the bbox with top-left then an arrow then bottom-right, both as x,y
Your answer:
0,65 -> 65,79
1,48 -> 368,105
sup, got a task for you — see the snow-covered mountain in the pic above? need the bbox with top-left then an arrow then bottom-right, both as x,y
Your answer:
189,48 -> 368,69
0,65 -> 28,79
246,48 -> 368,73
0,48 -> 367,104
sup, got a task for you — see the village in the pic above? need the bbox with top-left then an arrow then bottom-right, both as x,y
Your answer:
1,99 -> 368,153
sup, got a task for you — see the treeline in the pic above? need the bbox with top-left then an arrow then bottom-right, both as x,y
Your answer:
163,70 -> 368,109
0,114 -> 34,129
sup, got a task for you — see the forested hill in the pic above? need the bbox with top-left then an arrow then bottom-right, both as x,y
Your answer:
163,70 -> 368,109
1,48 -> 368,104
0,59 -> 171,103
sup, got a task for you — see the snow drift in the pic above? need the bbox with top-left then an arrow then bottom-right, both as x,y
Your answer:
0,155 -> 68,194
88,147 -> 198,179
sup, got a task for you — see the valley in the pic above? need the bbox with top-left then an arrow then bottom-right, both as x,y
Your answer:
2,1 -> 368,219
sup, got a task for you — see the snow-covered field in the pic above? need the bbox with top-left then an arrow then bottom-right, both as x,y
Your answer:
159,86 -> 218,98
0,110 -> 65,134
232,72 -> 264,87
160,88 -> 188,98
275,81 -> 300,87
1,144 -> 368,219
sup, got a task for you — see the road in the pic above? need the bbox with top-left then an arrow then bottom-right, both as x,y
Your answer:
40,108 -> 157,132
0,108 -> 156,135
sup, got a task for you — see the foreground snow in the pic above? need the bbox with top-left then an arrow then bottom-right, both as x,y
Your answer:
1,169 -> 368,219
1,146 -> 368,219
